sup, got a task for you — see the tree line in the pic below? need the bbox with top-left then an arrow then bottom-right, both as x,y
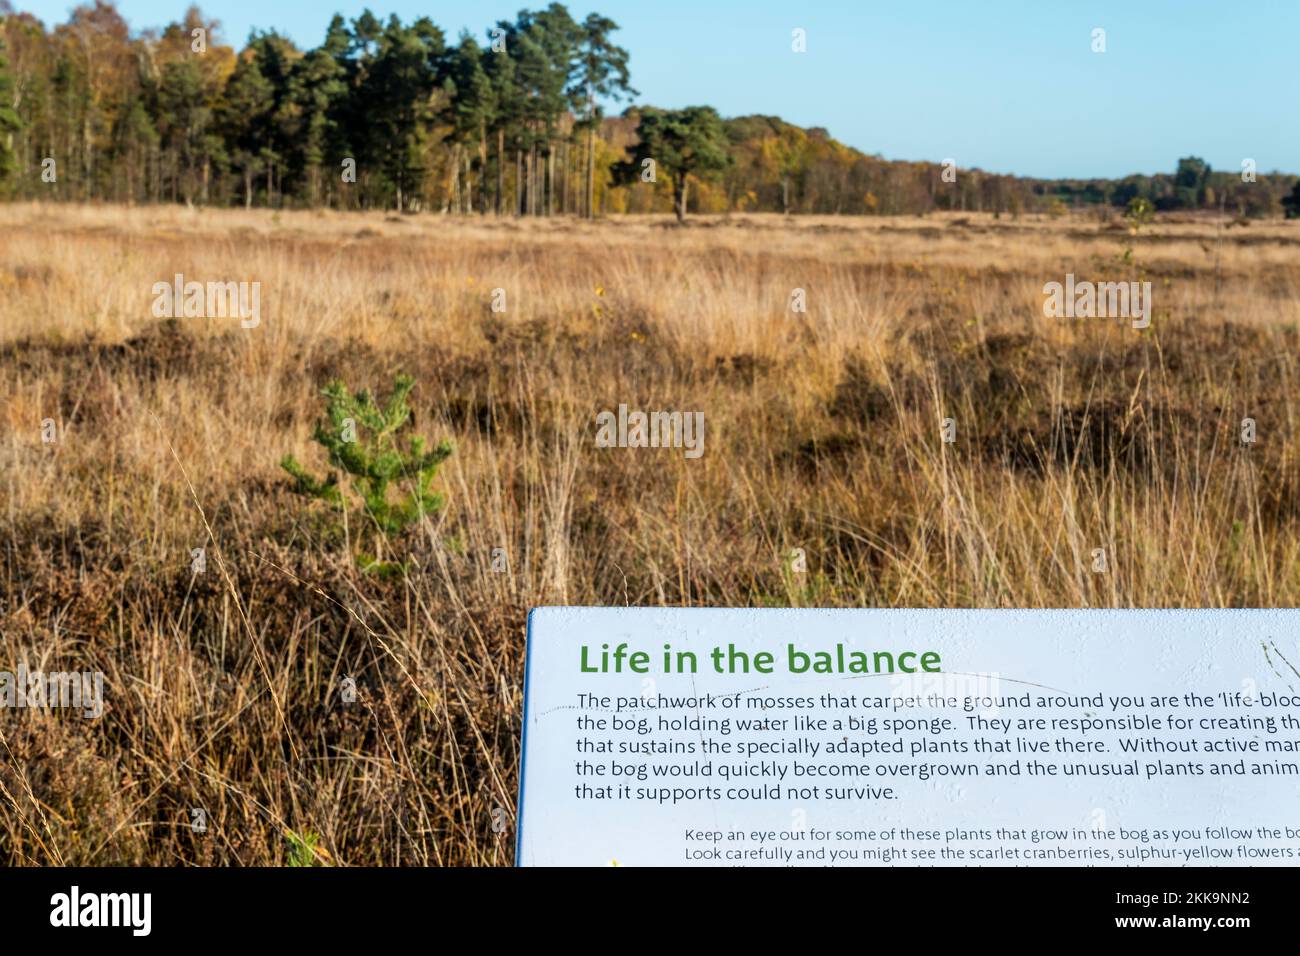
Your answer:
0,2 -> 640,214
1,2 -> 1296,219
1049,157 -> 1299,220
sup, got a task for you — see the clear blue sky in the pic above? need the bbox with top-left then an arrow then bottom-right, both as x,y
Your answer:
13,0 -> 1299,178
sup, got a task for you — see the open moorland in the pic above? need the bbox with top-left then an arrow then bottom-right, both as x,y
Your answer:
2,202 -> 1299,864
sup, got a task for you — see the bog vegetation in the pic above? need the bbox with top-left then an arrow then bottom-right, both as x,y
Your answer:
2,0 -> 1299,873
1,202 -> 1299,863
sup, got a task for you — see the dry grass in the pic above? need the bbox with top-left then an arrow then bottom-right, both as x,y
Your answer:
2,201 -> 1299,865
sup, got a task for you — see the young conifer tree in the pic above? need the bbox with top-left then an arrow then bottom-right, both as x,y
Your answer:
282,374 -> 452,573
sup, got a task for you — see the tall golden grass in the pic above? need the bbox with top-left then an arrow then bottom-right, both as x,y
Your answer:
2,201 -> 1299,864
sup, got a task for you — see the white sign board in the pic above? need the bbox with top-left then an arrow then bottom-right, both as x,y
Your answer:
516,607 -> 1300,866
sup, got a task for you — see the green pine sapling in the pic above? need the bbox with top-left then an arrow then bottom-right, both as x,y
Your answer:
1119,196 -> 1154,266
281,374 -> 452,574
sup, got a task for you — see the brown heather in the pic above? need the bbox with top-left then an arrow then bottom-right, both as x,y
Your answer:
2,202 -> 1299,865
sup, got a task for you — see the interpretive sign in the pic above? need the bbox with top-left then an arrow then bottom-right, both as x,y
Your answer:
516,607 -> 1300,866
